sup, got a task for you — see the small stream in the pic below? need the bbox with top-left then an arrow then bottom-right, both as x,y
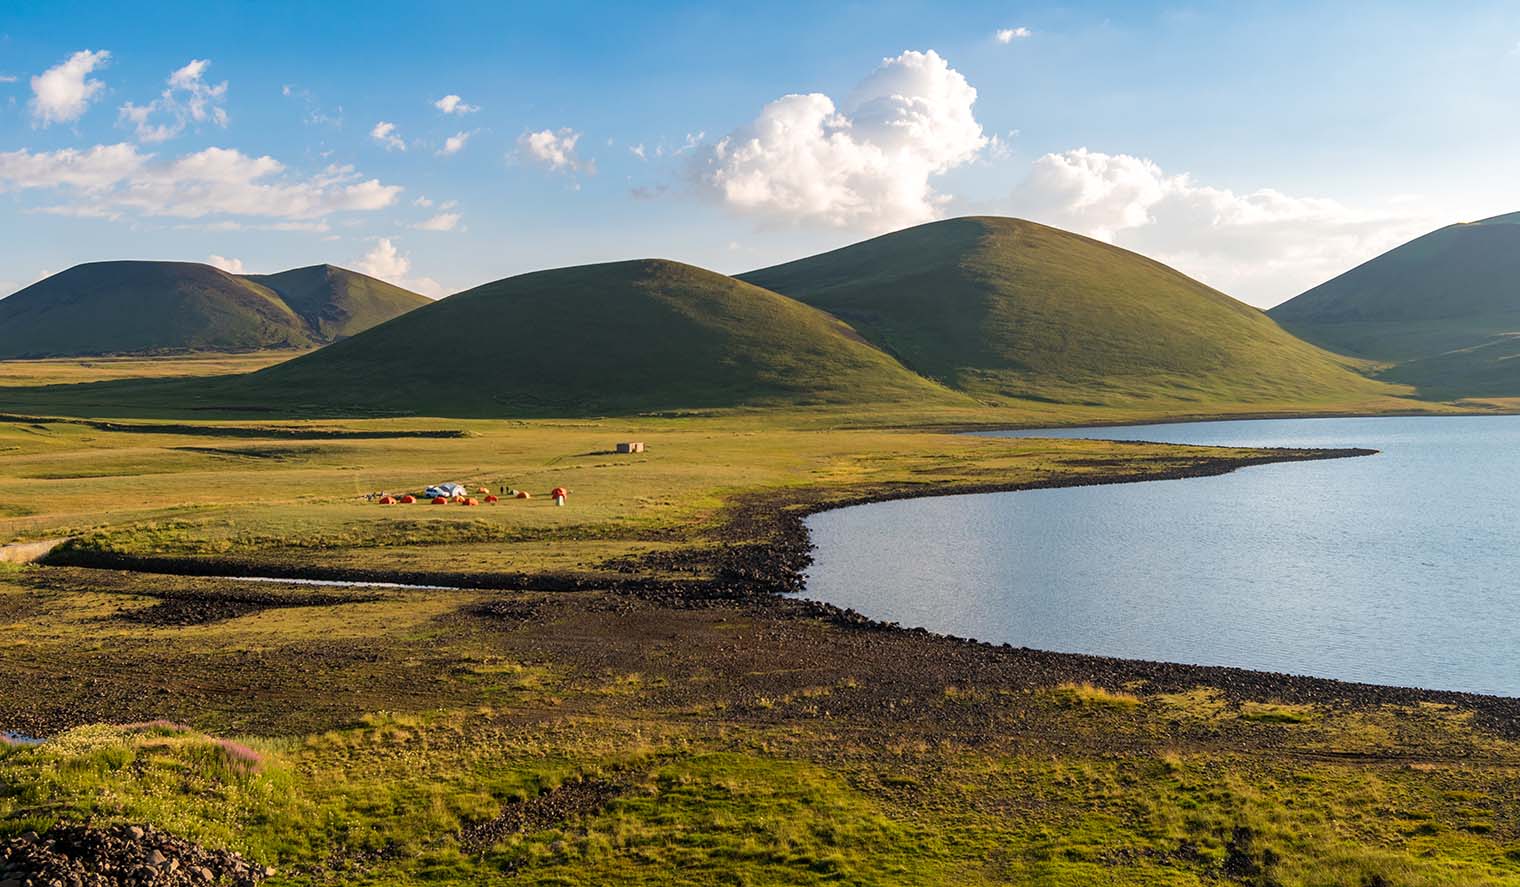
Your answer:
225,576 -> 462,591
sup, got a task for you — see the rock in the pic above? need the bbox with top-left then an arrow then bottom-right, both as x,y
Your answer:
0,821 -> 268,886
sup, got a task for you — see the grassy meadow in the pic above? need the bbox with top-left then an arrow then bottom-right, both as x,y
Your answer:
3,354 -> 1520,884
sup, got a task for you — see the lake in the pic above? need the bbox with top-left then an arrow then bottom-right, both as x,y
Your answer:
803,416 -> 1520,696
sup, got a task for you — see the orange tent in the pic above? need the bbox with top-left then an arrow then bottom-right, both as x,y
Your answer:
461,497 -> 479,506
515,490 -> 531,499
399,495 -> 417,504
431,496 -> 449,505
477,486 -> 490,494
378,495 -> 397,505
485,494 -> 499,503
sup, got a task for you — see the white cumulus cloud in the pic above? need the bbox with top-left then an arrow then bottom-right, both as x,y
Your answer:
370,120 -> 405,151
30,49 -> 110,126
996,27 -> 1032,43
355,238 -> 443,297
519,128 -> 590,173
1008,147 -> 1431,305
0,143 -> 402,222
437,131 -> 471,156
433,94 -> 478,115
206,254 -> 245,273
697,49 -> 987,231
118,58 -> 229,143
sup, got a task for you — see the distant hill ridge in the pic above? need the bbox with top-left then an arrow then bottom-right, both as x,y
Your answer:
2,216 -> 1418,417
1269,211 -> 1520,396
0,260 -> 429,359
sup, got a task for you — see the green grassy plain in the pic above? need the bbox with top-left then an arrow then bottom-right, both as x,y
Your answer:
2,355 -> 1520,884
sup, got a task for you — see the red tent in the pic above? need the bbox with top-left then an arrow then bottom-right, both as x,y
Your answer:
461,497 -> 479,506
378,495 -> 397,505
431,496 -> 448,505
399,495 -> 417,504
485,495 -> 499,503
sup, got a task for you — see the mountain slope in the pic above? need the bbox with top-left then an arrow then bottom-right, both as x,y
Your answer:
1269,213 -> 1520,396
0,261 -> 427,359
230,259 -> 960,416
741,216 -> 1391,407
245,264 -> 431,341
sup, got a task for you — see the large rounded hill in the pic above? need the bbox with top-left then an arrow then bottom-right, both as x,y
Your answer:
741,216 -> 1390,407
0,261 -> 429,358
234,259 -> 957,416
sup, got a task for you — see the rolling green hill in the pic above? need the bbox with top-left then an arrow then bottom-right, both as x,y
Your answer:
741,216 -> 1392,407
1268,213 -> 1520,397
0,261 -> 428,359
245,265 -> 432,342
227,259 -> 961,416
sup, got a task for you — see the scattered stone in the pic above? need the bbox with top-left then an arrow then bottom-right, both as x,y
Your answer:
0,822 -> 267,886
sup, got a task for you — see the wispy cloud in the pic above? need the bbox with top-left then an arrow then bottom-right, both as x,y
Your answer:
437,131 -> 472,156
370,120 -> 405,151
519,128 -> 593,174
433,94 -> 479,115
119,58 -> 229,143
995,27 -> 1032,44
415,211 -> 461,231
281,84 -> 342,127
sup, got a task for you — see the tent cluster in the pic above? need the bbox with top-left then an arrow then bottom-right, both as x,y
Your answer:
374,481 -> 563,506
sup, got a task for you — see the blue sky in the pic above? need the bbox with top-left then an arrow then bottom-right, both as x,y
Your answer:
2,0 -> 1518,306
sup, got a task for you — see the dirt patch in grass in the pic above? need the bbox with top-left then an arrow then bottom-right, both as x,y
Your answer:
116,586 -> 384,626
459,777 -> 625,852
0,413 -> 468,439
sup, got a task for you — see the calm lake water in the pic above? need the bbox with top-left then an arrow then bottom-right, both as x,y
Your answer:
803,416 -> 1520,696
